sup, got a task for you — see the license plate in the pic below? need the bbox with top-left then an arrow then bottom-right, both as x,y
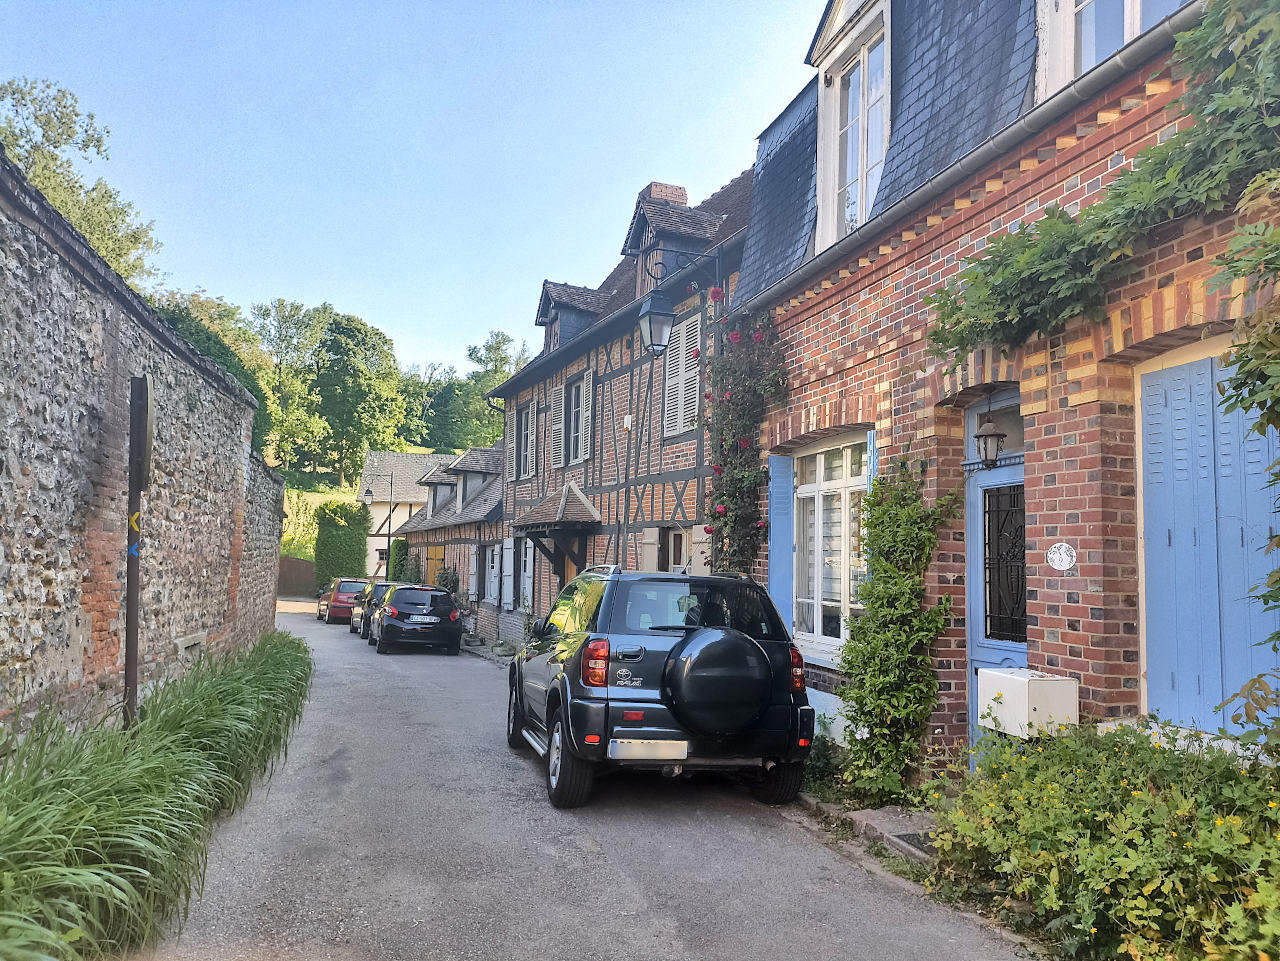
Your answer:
608,738 -> 689,761
408,615 -> 438,624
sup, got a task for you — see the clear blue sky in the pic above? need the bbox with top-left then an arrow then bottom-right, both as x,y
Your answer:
0,1 -> 818,373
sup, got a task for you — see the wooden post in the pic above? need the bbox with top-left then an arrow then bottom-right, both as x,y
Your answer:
124,374 -> 153,728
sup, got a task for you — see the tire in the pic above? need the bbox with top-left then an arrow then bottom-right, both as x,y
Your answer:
446,640 -> 460,656
324,608 -> 335,625
376,632 -> 392,655
348,614 -> 358,634
506,683 -> 526,750
545,707 -> 595,808
316,606 -> 323,621
361,617 -> 371,640
749,762 -> 805,805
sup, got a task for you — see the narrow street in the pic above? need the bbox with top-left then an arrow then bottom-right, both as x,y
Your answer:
138,606 -> 1023,961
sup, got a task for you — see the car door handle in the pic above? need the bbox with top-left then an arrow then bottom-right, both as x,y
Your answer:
616,646 -> 645,661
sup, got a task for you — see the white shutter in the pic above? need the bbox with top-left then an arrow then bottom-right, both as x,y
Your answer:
501,537 -> 515,611
639,527 -> 659,572
469,544 -> 480,599
681,315 -> 702,432
487,547 -> 500,601
505,408 -> 516,481
690,524 -> 711,575
580,368 -> 593,460
550,382 -> 565,469
663,324 -> 683,436
525,401 -> 538,477
521,539 -> 535,610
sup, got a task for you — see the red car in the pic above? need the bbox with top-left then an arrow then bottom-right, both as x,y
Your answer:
317,578 -> 368,624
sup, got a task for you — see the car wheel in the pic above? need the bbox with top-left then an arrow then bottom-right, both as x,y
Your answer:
367,628 -> 376,647
446,640 -> 460,656
376,634 -> 392,655
506,683 -> 526,750
348,614 -> 358,634
316,606 -> 323,621
545,707 -> 595,808
324,607 -> 335,625
749,761 -> 805,805
361,617 -> 371,640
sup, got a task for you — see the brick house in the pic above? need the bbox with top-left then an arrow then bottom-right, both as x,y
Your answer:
487,175 -> 753,624
357,450 -> 453,578
728,0 -> 1278,745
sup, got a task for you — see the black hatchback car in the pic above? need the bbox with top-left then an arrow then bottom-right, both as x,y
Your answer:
350,580 -> 406,640
369,585 -> 462,655
507,568 -> 814,808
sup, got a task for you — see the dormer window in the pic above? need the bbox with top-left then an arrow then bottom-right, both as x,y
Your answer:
1039,0 -> 1188,97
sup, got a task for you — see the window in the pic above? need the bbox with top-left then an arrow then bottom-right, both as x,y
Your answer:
793,435 -> 871,663
613,579 -> 787,642
566,378 -> 583,463
663,314 -> 702,436
836,34 -> 887,238
544,574 -> 605,636
518,537 -> 535,609
518,403 -> 536,479
484,545 -> 500,602
657,529 -> 686,572
1041,0 -> 1188,95
983,484 -> 1027,643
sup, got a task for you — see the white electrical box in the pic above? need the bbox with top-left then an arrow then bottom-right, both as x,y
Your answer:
976,667 -> 1079,738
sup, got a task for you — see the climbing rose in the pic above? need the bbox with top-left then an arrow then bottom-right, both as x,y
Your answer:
691,347 -> 700,359
737,437 -> 751,449
723,390 -> 732,400
753,330 -> 765,343
704,525 -> 715,534
715,504 -> 727,515
708,286 -> 725,303
704,391 -> 713,400
711,464 -> 724,476
728,330 -> 742,344
757,520 -> 766,528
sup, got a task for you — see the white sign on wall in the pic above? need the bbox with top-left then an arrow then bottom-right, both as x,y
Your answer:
1046,541 -> 1077,572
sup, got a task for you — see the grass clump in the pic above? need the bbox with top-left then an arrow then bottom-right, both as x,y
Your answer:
929,722 -> 1280,960
0,630 -> 312,960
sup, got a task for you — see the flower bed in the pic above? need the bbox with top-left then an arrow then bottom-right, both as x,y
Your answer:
0,630 -> 313,960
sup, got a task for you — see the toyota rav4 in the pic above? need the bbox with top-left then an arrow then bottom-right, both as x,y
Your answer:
507,568 -> 814,808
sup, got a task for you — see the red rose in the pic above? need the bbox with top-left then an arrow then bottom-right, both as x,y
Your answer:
723,390 -> 732,400
756,520 -> 766,528
728,330 -> 742,344
704,391 -> 713,400
708,286 -> 725,303
752,330 -> 765,343
704,525 -> 715,534
712,464 -> 724,476
691,347 -> 700,359
715,504 -> 727,515
737,437 -> 751,449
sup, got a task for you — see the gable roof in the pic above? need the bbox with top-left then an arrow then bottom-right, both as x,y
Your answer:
536,281 -> 614,326
417,463 -> 456,486
393,472 -> 503,536
358,451 -> 454,504
512,481 -> 602,530
444,443 -> 504,475
621,200 -> 726,255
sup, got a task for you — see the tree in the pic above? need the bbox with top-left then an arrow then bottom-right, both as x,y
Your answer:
154,289 -> 269,375
397,363 -> 451,449
0,78 -> 158,283
422,331 -> 528,450
253,299 -> 327,472
315,312 -> 406,485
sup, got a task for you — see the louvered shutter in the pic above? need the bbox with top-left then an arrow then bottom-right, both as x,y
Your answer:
505,408 -> 516,481
525,402 -> 538,477
501,537 -> 515,611
469,544 -> 480,600
663,325 -> 683,436
550,383 -> 565,469
580,369 -> 593,460
681,315 -> 702,432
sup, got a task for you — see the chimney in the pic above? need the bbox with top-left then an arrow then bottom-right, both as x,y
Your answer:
638,182 -> 687,206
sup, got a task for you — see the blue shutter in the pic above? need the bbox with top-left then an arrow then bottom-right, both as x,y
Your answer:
768,455 -> 795,629
867,428 -> 878,480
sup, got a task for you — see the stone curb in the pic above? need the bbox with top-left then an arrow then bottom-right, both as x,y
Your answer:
795,792 -> 934,865
459,644 -> 511,668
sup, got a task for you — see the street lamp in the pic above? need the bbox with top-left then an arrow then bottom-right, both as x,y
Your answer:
361,472 -> 394,580
637,289 -> 677,357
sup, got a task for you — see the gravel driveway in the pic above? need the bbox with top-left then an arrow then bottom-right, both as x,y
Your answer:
135,608 -> 1023,961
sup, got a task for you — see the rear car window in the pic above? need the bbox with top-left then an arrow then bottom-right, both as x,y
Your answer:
371,583 -> 396,600
338,580 -> 365,592
393,589 -> 450,607
612,580 -> 788,641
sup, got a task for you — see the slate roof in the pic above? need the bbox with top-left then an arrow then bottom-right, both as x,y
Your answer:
417,463 -> 455,486
731,79 -> 818,309
536,281 -> 614,325
512,482 -> 602,529
445,443 -> 505,475
358,451 -> 454,504
393,473 -> 503,535
871,0 -> 1037,217
622,200 -> 726,255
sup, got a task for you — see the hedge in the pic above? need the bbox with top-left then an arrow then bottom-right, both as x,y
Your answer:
313,500 -> 370,592
0,631 -> 312,960
387,537 -> 408,581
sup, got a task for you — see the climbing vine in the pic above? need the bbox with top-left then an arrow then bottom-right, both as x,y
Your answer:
926,0 -> 1280,359
703,288 -> 787,572
838,458 -> 959,801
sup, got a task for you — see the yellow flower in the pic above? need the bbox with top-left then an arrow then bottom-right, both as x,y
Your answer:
1217,818 -> 1225,826
1172,831 -> 1178,837
1090,927 -> 1097,934
1132,790 -> 1142,796
1269,801 -> 1277,808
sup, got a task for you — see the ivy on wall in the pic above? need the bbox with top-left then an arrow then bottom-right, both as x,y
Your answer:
313,500 -> 370,591
703,289 -> 787,572
926,0 -> 1280,359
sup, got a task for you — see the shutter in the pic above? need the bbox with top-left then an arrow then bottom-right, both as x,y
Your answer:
866,428 -> 878,480
689,524 -> 711,575
663,324 -> 683,436
525,401 -> 538,476
469,544 -> 480,599
550,383 -> 565,469
681,315 -> 702,432
521,538 -> 535,610
580,368 -> 593,460
505,408 -> 516,481
767,455 -> 795,629
501,537 -> 515,611
639,527 -> 659,572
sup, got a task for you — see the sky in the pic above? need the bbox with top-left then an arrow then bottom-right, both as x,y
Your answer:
0,1 -> 819,373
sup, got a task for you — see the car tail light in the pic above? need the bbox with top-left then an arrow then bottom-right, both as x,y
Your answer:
584,734 -> 601,744
789,646 -> 806,693
384,605 -> 398,619
622,710 -> 644,722
798,738 -> 811,747
448,609 -> 459,622
582,638 -> 609,687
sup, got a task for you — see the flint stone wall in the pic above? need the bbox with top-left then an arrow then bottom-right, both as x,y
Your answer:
0,146 -> 283,711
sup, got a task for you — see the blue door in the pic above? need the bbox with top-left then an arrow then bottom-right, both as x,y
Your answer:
1141,357 -> 1280,730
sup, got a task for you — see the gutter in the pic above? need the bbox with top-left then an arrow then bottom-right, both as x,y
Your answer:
489,227 -> 748,399
731,1 -> 1204,321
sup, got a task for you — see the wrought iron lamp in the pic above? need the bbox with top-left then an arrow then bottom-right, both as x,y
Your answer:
636,289 -> 677,356
973,415 -> 1008,470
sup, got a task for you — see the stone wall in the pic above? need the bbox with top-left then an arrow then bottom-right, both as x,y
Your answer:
0,146 -> 284,712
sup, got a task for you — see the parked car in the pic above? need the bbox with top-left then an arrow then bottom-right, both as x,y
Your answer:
369,585 -> 462,655
350,580 -> 406,639
506,568 -> 814,808
317,578 -> 367,624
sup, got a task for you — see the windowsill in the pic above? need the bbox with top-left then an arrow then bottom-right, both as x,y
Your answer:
793,633 -> 844,671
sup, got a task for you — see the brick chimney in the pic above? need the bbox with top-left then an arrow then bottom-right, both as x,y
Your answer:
638,182 -> 687,206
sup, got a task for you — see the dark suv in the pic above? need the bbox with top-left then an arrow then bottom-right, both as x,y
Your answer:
506,568 -> 814,808
369,585 -> 462,655
350,580 -> 406,640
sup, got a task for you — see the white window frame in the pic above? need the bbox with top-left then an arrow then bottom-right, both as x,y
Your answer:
815,1 -> 889,251
519,537 -> 536,611
566,376 -> 584,463
518,403 -> 536,480
1037,0 -> 1187,100
792,433 -> 871,667
485,544 -> 500,603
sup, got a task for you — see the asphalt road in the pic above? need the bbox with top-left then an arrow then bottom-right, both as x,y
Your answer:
137,608 -> 1024,961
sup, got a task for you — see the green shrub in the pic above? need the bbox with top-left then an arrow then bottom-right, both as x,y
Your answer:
313,499 -> 370,592
387,538 -> 408,580
0,631 -> 312,960
930,723 -> 1280,960
280,489 -> 319,561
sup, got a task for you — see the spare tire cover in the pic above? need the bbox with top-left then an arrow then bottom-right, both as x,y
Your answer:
663,628 -> 773,737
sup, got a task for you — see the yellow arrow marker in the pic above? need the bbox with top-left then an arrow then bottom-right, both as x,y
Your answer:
129,512 -> 140,532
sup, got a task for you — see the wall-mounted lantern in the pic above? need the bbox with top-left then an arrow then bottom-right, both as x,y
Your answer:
637,289 -> 676,356
973,415 -> 1008,470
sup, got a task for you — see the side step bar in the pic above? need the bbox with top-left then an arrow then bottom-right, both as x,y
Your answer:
522,727 -> 548,757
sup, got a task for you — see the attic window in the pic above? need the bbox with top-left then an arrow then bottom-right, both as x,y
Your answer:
1039,0 -> 1188,97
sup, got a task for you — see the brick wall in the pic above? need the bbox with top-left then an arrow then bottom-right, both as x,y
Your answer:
0,148 -> 283,714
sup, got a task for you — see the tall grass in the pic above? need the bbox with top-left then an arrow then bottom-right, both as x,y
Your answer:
0,631 -> 312,960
